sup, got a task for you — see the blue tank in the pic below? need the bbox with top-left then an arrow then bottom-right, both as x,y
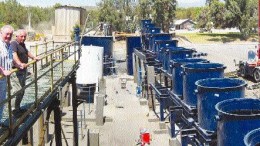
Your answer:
182,63 -> 226,107
126,36 -> 141,75
244,128 -> 260,146
81,36 -> 113,57
145,27 -> 161,34
148,33 -> 172,52
215,98 -> 260,146
171,58 -> 207,96
164,47 -> 194,73
154,40 -> 178,61
141,19 -> 152,29
196,78 -> 247,132
141,23 -> 155,34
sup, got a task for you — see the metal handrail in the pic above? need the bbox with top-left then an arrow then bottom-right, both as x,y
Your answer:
0,41 -> 80,144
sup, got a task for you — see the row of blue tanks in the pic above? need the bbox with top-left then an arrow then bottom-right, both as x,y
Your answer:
126,19 -> 260,146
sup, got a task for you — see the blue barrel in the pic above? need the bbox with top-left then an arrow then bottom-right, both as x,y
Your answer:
164,47 -> 194,73
215,98 -> 260,146
155,40 -> 178,61
126,36 -> 141,75
81,36 -> 113,57
196,78 -> 247,132
182,63 -> 226,107
244,128 -> 260,146
149,33 -> 172,52
171,58 -> 207,96
141,23 -> 155,34
141,19 -> 152,29
145,27 -> 161,34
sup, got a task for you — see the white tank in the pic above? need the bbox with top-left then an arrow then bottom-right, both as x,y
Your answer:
76,45 -> 104,85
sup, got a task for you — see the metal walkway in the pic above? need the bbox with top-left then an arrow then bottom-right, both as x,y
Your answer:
0,41 -> 80,145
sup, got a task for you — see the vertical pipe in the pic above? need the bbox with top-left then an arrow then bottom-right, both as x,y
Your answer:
71,73 -> 78,146
159,98 -> 165,121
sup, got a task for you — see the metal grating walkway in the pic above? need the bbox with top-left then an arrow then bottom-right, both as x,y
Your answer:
0,41 -> 80,145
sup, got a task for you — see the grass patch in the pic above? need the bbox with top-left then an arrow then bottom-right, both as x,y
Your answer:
177,32 -> 258,44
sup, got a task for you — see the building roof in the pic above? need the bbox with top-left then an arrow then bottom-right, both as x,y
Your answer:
174,19 -> 196,25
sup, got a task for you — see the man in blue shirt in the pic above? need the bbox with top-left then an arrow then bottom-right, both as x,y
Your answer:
0,25 -> 14,121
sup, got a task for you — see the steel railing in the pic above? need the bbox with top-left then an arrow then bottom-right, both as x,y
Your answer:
0,41 -> 80,144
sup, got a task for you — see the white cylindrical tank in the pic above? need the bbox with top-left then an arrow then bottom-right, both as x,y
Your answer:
76,45 -> 104,85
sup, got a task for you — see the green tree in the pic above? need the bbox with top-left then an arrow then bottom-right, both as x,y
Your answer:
176,7 -> 202,20
151,0 -> 177,32
224,0 -> 258,39
209,0 -> 226,28
196,6 -> 211,29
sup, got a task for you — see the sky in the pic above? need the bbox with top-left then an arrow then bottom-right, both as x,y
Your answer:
0,0 -> 210,8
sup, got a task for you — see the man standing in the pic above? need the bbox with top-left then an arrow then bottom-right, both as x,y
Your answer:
11,29 -> 39,114
0,25 -> 14,120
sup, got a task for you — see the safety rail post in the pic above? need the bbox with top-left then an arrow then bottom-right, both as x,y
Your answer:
61,49 -> 64,78
34,62 -> 38,106
74,42 -> 77,62
68,45 -> 71,60
52,41 -> 54,51
50,53 -> 54,91
45,42 -> 48,65
7,76 -> 13,134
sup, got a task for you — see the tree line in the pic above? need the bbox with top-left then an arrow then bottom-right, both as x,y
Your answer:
0,0 -> 55,30
90,0 -> 257,39
0,0 -> 257,39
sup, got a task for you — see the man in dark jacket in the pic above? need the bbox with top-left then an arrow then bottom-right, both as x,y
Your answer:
11,29 -> 39,114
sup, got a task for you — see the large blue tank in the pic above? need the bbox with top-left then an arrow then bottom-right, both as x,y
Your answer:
149,33 -> 172,52
196,78 -> 247,132
141,19 -> 152,29
154,40 -> 178,61
126,36 -> 141,75
182,63 -> 226,107
81,36 -> 113,57
244,128 -> 260,146
164,47 -> 194,73
215,98 -> 260,146
141,23 -> 156,35
171,58 -> 207,96
145,27 -> 161,34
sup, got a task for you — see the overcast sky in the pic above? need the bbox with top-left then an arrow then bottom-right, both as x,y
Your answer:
0,0 -> 208,8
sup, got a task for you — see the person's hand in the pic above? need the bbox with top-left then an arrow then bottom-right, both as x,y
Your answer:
33,56 -> 40,61
2,70 -> 12,76
20,63 -> 27,69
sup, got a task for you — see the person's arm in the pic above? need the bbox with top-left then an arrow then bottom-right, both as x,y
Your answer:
13,51 -> 25,69
28,51 -> 40,61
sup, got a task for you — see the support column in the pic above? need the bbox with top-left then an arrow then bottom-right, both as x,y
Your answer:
96,94 -> 104,126
147,65 -> 155,108
70,73 -> 78,146
28,128 -> 33,146
53,99 -> 62,146
38,113 -> 44,146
